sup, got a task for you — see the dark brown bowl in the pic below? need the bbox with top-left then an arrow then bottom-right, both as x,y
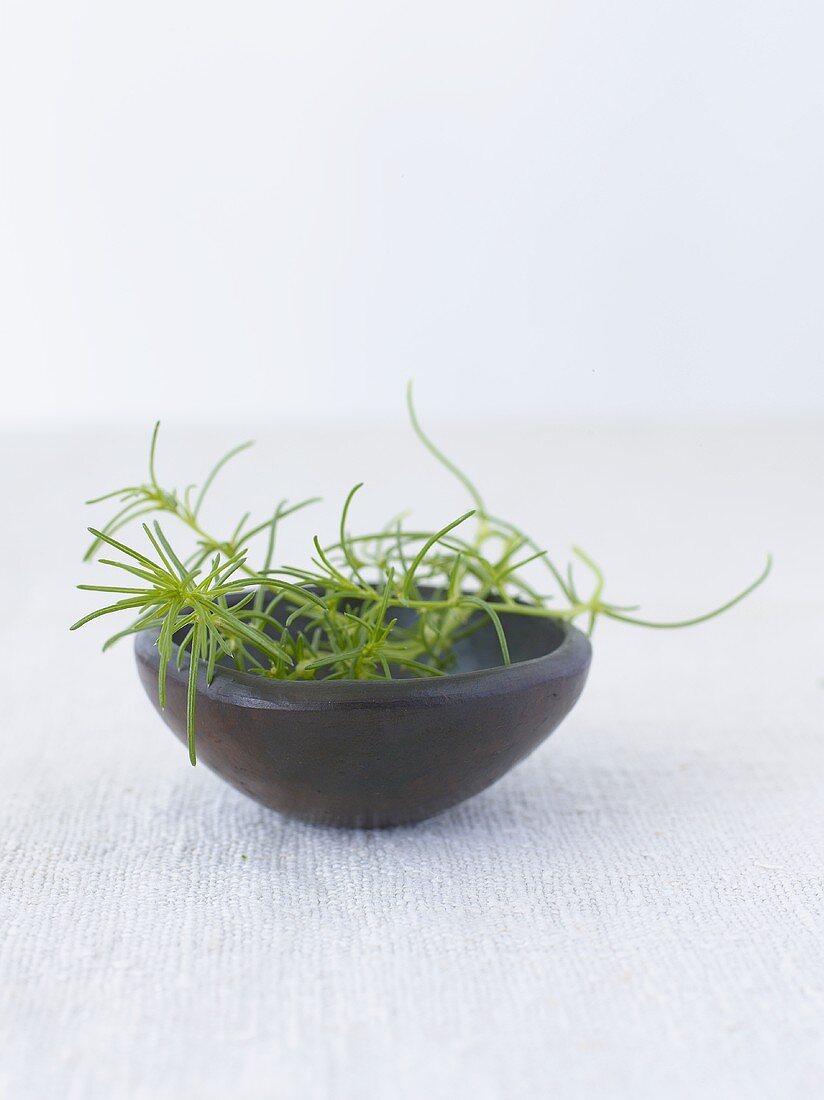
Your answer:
134,597 -> 591,828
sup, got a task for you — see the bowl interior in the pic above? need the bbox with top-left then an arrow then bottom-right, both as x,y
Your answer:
174,587 -> 567,677
438,606 -> 565,673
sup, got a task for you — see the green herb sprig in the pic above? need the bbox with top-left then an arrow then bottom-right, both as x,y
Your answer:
72,385 -> 772,763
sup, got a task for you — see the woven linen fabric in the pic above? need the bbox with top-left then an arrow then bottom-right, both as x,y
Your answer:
1,423 -> 822,1099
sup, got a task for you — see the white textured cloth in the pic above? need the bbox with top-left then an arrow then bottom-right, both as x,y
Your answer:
1,420 -> 822,1099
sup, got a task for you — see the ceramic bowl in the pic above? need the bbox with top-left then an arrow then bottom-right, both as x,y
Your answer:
134,595 -> 591,827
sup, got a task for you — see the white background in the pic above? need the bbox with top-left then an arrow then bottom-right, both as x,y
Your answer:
1,0 -> 822,427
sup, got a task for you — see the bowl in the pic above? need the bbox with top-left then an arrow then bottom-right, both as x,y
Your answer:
134,596 -> 592,828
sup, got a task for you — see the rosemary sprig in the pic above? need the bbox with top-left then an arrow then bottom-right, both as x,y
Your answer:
71,386 -> 772,763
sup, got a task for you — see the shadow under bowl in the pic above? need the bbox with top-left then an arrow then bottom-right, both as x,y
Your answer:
134,599 -> 592,828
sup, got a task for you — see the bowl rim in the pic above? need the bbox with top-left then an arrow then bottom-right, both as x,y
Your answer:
134,609 -> 592,711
